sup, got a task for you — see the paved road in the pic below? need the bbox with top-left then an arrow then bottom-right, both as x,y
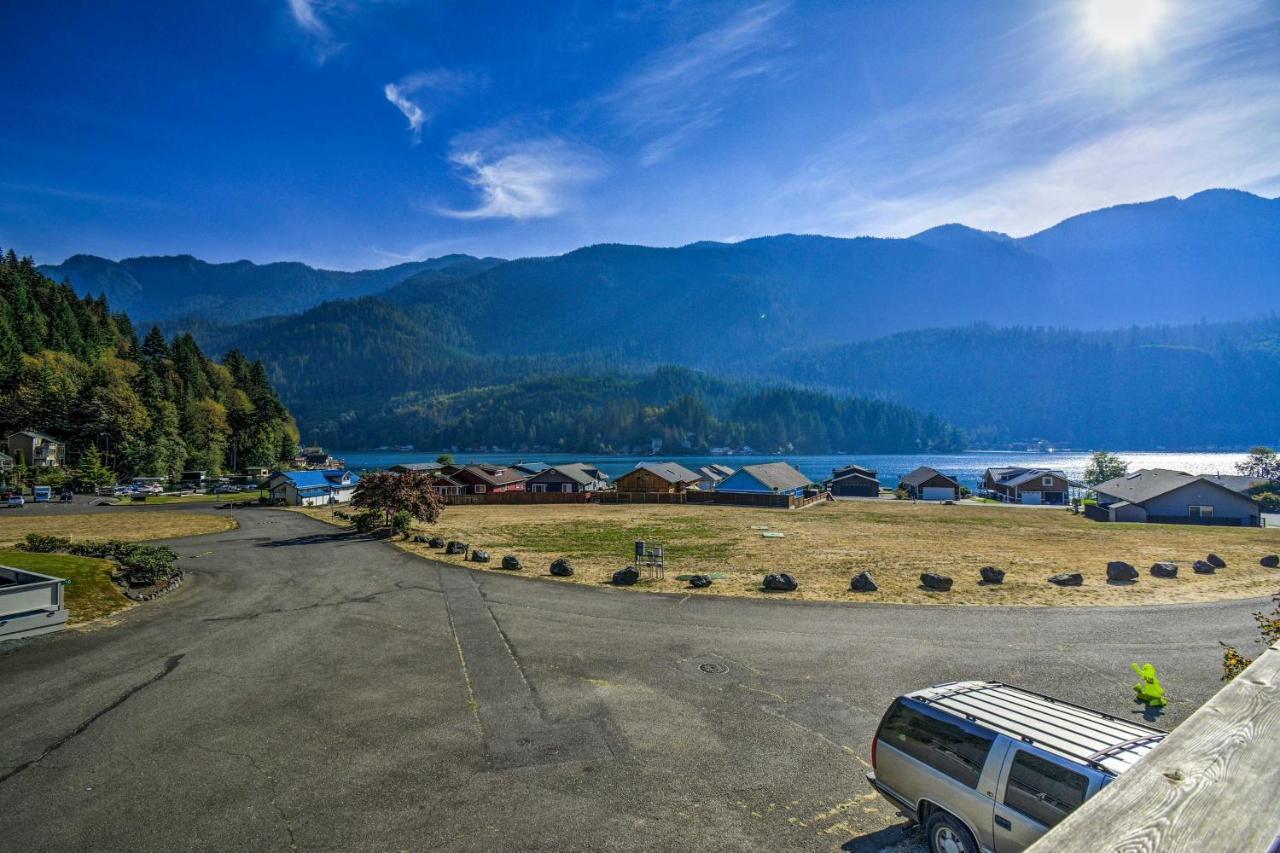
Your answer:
0,508 -> 1270,851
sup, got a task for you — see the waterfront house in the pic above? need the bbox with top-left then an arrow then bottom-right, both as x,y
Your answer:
446,464 -> 529,494
388,462 -> 443,474
1090,468 -> 1262,526
6,430 -> 64,468
266,469 -> 360,506
693,464 -> 735,491
899,467 -> 961,501
527,463 -> 609,493
512,461 -> 551,476
826,463 -> 880,497
983,467 -> 1070,505
614,462 -> 701,494
715,462 -> 811,496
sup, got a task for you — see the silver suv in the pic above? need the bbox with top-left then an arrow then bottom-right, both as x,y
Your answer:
866,681 -> 1165,853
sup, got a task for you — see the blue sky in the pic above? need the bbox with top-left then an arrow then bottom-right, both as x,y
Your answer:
2,0 -> 1278,269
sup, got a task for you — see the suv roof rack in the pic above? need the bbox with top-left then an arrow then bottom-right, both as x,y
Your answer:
908,681 -> 1166,775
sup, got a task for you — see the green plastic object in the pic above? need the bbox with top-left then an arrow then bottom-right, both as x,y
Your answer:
1131,662 -> 1167,707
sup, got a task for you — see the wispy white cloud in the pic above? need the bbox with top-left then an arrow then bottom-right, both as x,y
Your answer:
436,138 -> 603,220
383,70 -> 477,142
776,0 -> 1280,236
604,1 -> 791,165
286,0 -> 343,62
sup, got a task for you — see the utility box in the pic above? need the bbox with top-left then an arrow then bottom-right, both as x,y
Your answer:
0,565 -> 69,641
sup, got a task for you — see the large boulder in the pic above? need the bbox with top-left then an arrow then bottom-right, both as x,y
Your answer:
412,534 -> 429,543
1205,553 -> 1227,569
763,572 -> 798,592
612,566 -> 640,586
1150,562 -> 1178,579
1106,561 -> 1138,582
688,574 -> 713,589
920,572 -> 953,592
550,558 -> 574,577
850,571 -> 878,592
445,541 -> 468,555
979,566 -> 1005,584
1192,559 -> 1216,574
1048,572 -> 1083,587
1262,554 -> 1279,568
428,537 -> 446,549
501,555 -> 522,571
470,549 -> 491,564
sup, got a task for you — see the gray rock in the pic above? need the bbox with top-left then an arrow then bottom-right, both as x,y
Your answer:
1262,554 -> 1279,568
1192,560 -> 1216,574
428,537 -> 445,548
1106,561 -> 1138,582
763,572 -> 798,592
1048,572 -> 1083,587
445,540 -> 468,555
688,574 -> 713,589
850,571 -> 878,592
470,549 -> 491,564
550,558 -> 574,577
1150,562 -> 1178,579
920,572 -> 953,592
501,555 -> 522,570
612,566 -> 640,586
412,534 -> 429,543
979,566 -> 1005,584
1206,553 -> 1226,569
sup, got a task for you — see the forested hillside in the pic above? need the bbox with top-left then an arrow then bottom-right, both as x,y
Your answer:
0,248 -> 297,477
770,320 -> 1280,448
38,252 -> 502,324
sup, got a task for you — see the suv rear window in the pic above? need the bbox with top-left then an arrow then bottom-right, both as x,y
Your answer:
878,700 -> 995,788
1003,750 -> 1089,828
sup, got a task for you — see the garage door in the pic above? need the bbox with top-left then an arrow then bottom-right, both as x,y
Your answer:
1021,492 -> 1041,505
921,487 -> 953,501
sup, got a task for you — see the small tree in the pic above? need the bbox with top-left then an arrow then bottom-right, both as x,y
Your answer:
1221,592 -> 1280,681
72,444 -> 115,491
1083,451 -> 1128,486
1236,446 -> 1279,480
351,470 -> 444,529
435,454 -> 454,465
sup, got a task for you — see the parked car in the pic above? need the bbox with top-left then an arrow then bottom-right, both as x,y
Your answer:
866,681 -> 1166,853
6,494 -> 25,508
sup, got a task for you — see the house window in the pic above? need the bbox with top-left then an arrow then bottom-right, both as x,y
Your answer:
1188,505 -> 1213,519
1042,476 -> 1053,486
474,485 -> 486,493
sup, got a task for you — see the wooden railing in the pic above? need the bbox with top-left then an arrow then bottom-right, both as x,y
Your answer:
1028,640 -> 1280,852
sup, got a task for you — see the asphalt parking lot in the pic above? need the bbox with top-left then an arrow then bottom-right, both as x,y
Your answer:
0,507 -> 1269,851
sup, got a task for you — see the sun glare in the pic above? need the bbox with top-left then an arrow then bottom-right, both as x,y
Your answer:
1084,0 -> 1165,50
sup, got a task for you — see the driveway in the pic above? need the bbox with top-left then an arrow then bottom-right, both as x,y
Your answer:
0,508 -> 1267,851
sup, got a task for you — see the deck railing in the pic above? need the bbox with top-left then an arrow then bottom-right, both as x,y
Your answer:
1028,640 -> 1280,852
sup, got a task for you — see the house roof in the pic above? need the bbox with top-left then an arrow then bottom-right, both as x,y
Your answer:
539,462 -> 605,486
987,466 -> 1068,487
830,469 -> 879,485
695,465 -> 730,482
1204,473 -> 1273,493
457,464 -> 529,487
632,461 -> 701,484
271,469 -> 359,489
389,462 -> 443,472
1092,468 -> 1252,505
900,466 -> 959,488
833,463 -> 877,479
7,429 -> 59,442
512,462 -> 550,474
735,462 -> 812,492
709,463 -> 735,477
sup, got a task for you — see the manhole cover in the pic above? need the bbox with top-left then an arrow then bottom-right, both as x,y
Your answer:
699,662 -> 729,675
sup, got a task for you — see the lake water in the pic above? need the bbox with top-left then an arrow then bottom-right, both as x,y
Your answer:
331,449 -> 1250,490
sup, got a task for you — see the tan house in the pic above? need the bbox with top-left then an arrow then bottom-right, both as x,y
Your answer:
6,430 -> 65,468
614,462 -> 702,494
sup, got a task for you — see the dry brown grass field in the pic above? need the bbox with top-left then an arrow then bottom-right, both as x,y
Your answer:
0,511 -> 235,547
306,500 -> 1280,606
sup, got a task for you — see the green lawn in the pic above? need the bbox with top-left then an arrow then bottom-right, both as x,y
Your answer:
125,491 -> 262,505
0,548 -> 130,623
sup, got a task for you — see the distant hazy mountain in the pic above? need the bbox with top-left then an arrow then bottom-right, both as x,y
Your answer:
38,253 -> 503,323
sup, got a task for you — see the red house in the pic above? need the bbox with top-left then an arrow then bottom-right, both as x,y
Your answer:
445,464 -> 529,494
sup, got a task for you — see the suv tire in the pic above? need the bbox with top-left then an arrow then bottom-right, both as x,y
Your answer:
925,811 -> 977,853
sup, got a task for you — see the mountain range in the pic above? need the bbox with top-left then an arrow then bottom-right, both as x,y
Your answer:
38,189 -> 1280,449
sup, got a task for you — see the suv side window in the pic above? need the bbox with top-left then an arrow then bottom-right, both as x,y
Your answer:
1003,749 -> 1089,828
879,700 -> 995,788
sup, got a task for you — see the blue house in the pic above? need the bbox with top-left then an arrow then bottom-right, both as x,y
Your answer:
266,469 -> 361,507
714,462 -> 811,496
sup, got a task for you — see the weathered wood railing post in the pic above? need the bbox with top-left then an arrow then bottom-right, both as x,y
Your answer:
1028,640 -> 1280,852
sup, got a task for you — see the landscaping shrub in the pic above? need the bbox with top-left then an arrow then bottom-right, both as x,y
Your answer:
391,510 -> 412,538
19,533 -> 73,553
353,511 -> 382,535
